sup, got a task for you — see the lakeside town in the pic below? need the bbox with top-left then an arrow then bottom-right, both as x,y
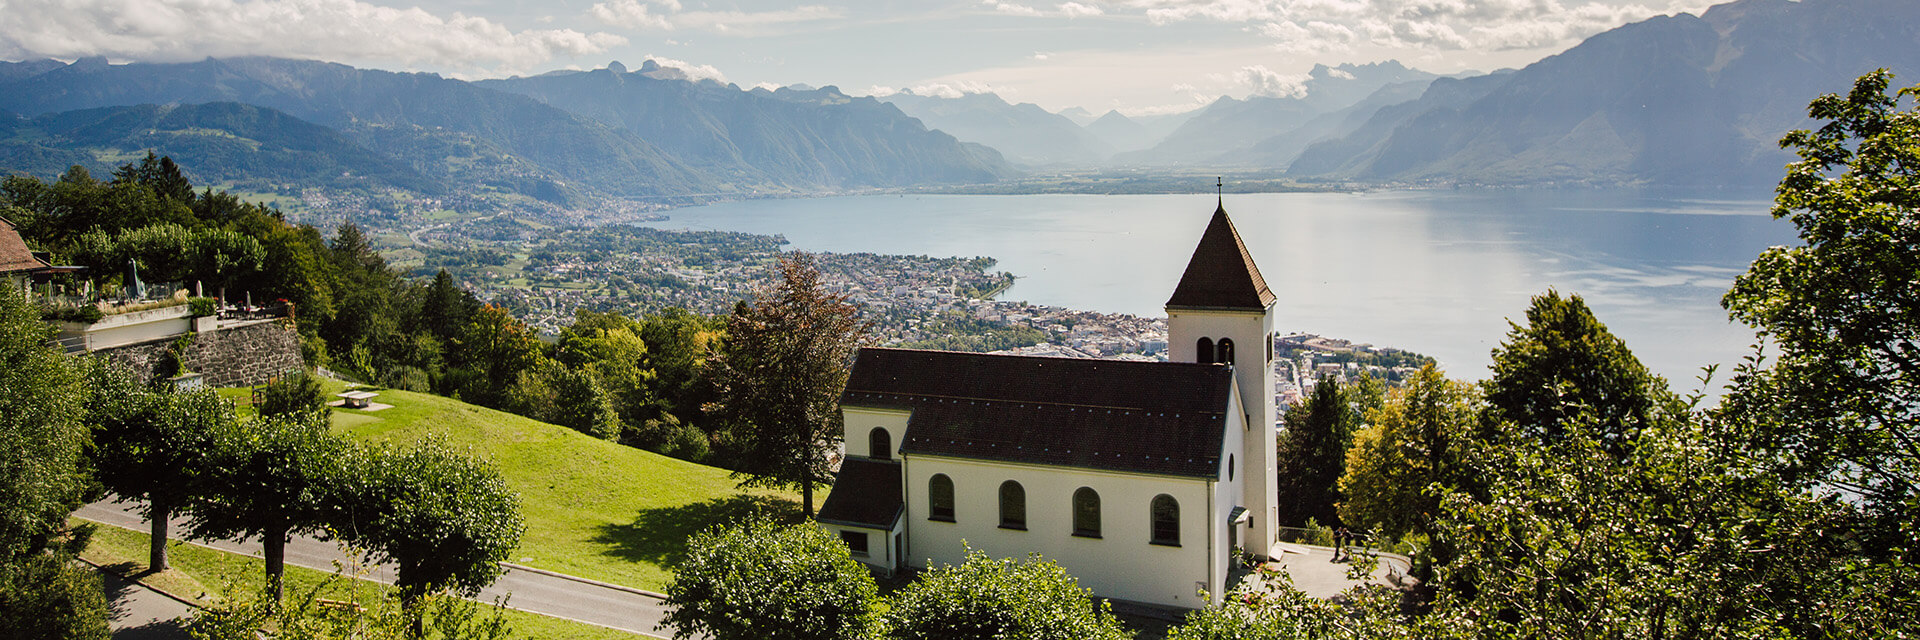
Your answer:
380,215 -> 1435,413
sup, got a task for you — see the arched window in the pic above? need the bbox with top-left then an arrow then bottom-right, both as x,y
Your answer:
999,481 -> 1026,530
869,427 -> 891,460
1150,494 -> 1180,546
1217,338 -> 1235,366
929,474 -> 955,522
1196,337 -> 1214,364
1228,454 -> 1235,482
1072,487 -> 1101,538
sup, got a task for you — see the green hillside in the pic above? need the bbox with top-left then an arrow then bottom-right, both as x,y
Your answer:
324,386 -> 802,591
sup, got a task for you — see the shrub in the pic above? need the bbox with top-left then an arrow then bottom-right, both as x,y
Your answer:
259,371 -> 329,419
885,548 -> 1130,640
662,521 -> 880,640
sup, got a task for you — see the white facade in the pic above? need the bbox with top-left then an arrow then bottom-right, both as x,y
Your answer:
1166,306 -> 1281,559
835,373 -> 1250,608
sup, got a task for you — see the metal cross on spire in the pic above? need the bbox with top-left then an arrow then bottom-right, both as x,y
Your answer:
1216,176 -> 1223,206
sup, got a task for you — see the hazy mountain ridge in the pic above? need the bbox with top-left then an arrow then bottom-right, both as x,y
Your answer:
0,101 -> 440,194
1118,61 -> 1441,166
477,62 -> 1015,189
879,91 -> 1112,166
1288,0 -> 1920,186
0,56 -> 1014,204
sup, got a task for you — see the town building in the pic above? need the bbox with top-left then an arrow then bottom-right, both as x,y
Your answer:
818,201 -> 1281,609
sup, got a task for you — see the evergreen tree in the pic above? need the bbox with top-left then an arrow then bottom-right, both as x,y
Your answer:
1276,375 -> 1373,527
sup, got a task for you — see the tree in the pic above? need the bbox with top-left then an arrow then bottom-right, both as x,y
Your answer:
337,438 -> 524,605
1276,375 -> 1374,527
0,284 -> 92,560
884,548 -> 1131,640
87,375 -> 231,573
1721,69 -> 1920,543
187,411 -> 347,602
0,284 -> 108,640
449,305 -> 543,407
1338,365 -> 1477,542
1481,290 -> 1679,459
705,254 -> 867,516
661,521 -> 880,640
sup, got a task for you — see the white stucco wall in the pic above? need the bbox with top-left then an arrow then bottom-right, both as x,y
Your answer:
842,406 -> 911,460
903,455 -> 1223,608
818,518 -> 905,575
1169,306 -> 1281,557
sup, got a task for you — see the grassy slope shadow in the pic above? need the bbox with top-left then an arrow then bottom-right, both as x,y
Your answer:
592,494 -> 803,568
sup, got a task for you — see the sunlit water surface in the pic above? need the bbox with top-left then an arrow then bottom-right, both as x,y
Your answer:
643,189 -> 1797,389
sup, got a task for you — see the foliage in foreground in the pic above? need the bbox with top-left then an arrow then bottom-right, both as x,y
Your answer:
661,520 -> 880,640
187,574 -> 518,640
885,548 -> 1131,640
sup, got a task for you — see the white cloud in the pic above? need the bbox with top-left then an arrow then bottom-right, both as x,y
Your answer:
983,0 -> 1107,17
640,56 -> 728,83
1033,51 -> 1051,60
1232,64 -> 1308,98
0,0 -> 624,76
1059,2 -> 1106,17
987,1 -> 1045,16
589,0 -> 839,34
591,0 -> 674,29
865,85 -> 901,97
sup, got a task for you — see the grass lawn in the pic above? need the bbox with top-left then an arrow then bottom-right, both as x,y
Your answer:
321,384 -> 802,591
79,521 -> 641,639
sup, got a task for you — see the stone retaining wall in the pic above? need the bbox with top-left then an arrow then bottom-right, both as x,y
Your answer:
97,319 -> 303,388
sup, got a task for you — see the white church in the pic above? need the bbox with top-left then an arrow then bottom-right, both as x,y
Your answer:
817,201 -> 1281,609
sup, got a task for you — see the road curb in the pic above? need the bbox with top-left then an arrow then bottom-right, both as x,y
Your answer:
500,562 -> 668,600
77,555 -> 205,611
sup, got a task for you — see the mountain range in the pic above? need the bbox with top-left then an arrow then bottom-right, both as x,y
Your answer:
0,0 -> 1915,196
0,56 -> 1012,205
1285,0 -> 1920,186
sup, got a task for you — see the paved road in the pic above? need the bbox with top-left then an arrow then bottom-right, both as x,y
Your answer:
78,500 -> 671,638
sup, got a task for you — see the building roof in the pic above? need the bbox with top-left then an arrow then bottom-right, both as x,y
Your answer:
1165,203 -> 1274,311
0,217 -> 48,275
842,348 -> 1235,479
818,457 -> 903,529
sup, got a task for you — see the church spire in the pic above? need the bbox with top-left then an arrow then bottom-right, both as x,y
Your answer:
1165,198 -> 1274,311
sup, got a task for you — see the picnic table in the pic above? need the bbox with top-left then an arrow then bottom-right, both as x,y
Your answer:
335,390 -> 379,409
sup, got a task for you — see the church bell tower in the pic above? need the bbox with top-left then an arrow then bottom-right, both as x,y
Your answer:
1165,197 -> 1280,558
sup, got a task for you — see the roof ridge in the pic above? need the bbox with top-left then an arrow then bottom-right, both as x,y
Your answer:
844,389 -> 1227,414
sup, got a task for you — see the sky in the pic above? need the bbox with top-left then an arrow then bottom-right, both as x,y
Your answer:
0,0 -> 1718,116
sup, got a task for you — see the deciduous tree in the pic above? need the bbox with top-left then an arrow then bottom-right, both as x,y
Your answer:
1338,365 -> 1477,542
705,253 -> 866,516
337,438 -> 523,605
187,412 -> 347,602
1721,68 -> 1920,544
87,376 -> 231,573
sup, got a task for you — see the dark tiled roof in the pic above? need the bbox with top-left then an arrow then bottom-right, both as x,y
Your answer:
842,348 -> 1234,478
819,458 -> 903,528
0,217 -> 48,274
1165,204 -> 1274,311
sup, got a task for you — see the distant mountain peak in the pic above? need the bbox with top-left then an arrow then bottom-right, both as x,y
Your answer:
607,60 -> 627,74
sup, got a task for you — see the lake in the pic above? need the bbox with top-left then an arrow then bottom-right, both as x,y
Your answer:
643,189 -> 1799,389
